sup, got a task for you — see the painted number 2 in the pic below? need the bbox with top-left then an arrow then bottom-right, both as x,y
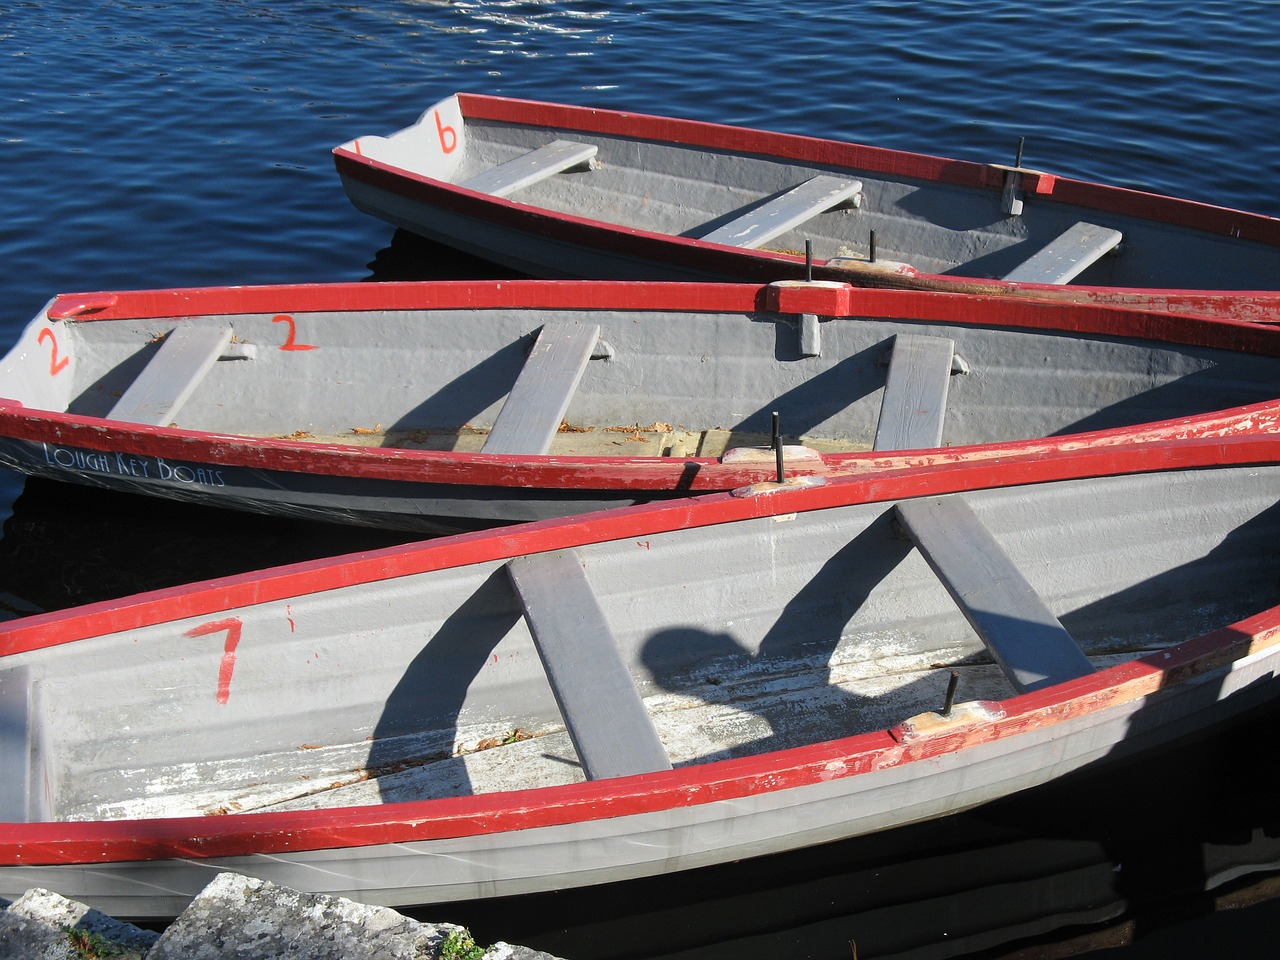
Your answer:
186,617 -> 244,704
272,314 -> 316,351
38,327 -> 69,376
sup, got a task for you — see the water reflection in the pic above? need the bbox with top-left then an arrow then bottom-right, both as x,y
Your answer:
425,701 -> 1280,960
0,476 -> 416,616
4,0 -> 1280,953
362,227 -> 525,281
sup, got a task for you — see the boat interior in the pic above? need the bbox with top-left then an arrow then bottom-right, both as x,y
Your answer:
22,306 -> 1280,461
7,461 -> 1279,824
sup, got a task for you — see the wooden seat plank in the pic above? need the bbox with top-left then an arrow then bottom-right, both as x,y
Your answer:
109,325 -> 233,426
700,175 -> 863,249
507,549 -> 672,780
483,321 -> 600,456
460,140 -> 599,198
873,334 -> 954,451
0,665 -> 34,822
895,495 -> 1095,694
1002,221 -> 1123,285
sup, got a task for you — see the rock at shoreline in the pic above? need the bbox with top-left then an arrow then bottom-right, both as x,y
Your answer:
1,874 -> 562,960
0,887 -> 158,959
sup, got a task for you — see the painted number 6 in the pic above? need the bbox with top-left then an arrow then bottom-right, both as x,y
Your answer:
434,109 -> 458,154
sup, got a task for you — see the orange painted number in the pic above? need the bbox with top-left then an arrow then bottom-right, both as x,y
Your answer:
272,314 -> 316,351
37,327 -> 69,376
434,109 -> 458,153
186,617 -> 244,704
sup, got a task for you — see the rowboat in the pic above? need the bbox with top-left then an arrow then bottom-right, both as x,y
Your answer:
2,430 -> 1280,919
2,278 -> 1280,533
333,93 -> 1280,323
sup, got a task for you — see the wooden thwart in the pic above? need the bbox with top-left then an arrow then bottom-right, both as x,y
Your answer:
109,325 -> 234,426
507,550 -> 672,780
0,665 -> 34,822
1002,221 -> 1123,285
895,495 -> 1095,694
460,140 -> 599,198
484,321 -> 600,455
701,175 -> 863,249
873,334 -> 955,451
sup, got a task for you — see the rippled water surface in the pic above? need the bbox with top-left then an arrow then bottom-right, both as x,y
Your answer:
3,0 -> 1278,330
2,1 -> 1279,956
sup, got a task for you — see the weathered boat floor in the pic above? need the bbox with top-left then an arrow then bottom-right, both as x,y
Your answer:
63,644 -> 1149,823
265,426 -> 871,458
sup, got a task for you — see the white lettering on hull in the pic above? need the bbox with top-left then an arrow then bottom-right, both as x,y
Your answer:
42,443 -> 226,487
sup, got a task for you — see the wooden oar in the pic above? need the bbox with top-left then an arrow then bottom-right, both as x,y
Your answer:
816,257 -> 1280,323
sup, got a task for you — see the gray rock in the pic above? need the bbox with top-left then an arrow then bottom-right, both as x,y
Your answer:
0,912 -> 65,960
146,873 -> 564,960
0,887 -> 158,960
483,944 -> 568,960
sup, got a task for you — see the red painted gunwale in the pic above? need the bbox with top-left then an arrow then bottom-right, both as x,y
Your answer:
331,93 -> 1280,318
2,430 -> 1279,867
6,280 -> 1280,493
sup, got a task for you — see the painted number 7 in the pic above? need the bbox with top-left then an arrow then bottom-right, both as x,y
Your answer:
186,617 -> 244,704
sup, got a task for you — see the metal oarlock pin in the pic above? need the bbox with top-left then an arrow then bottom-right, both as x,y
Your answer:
772,411 -> 784,483
941,670 -> 960,717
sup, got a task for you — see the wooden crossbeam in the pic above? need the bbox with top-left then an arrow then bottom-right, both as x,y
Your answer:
109,325 -> 233,426
507,550 -> 672,780
1002,221 -> 1123,285
895,495 -> 1095,694
700,175 -> 863,249
873,334 -> 955,451
460,140 -> 599,198
0,665 -> 34,822
483,322 -> 600,455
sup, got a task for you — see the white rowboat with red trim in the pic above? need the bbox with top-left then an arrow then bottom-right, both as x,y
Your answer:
2,279 -> 1280,532
1,430 -> 1279,919
334,93 -> 1280,323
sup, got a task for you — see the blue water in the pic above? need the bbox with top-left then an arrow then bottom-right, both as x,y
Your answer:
4,0 -> 1279,330
3,1 -> 1280,954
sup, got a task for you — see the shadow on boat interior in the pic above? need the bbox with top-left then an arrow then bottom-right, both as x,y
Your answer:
637,514 -> 920,763
1051,364 -> 1280,438
1060,500 -> 1280,646
365,511 -> 936,796
737,338 -> 885,433
368,493 -> 1280,802
893,176 -> 1008,234
386,335 -> 534,437
369,567 -> 525,789
376,317 -> 889,452
67,348 -> 163,419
